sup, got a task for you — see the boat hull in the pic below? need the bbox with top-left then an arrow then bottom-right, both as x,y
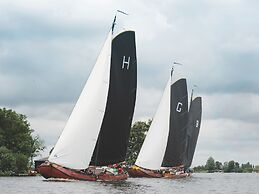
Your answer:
38,163 -> 97,181
162,172 -> 190,179
128,166 -> 162,178
38,163 -> 127,181
128,165 -> 190,179
98,173 -> 128,181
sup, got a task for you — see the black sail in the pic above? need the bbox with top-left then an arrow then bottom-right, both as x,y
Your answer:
162,78 -> 188,167
90,31 -> 137,166
184,97 -> 202,168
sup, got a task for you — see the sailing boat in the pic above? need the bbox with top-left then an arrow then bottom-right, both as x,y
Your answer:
38,16 -> 137,181
128,68 -> 189,178
184,90 -> 202,170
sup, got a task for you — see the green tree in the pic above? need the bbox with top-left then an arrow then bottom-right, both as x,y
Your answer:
229,160 -> 242,172
194,159 -> 255,173
234,162 -> 242,173
241,162 -> 253,173
227,160 -> 235,172
14,153 -> 29,173
193,165 -> 206,172
0,146 -> 15,173
29,135 -> 45,168
205,156 -> 215,173
215,161 -> 222,171
223,161 -> 229,172
0,108 -> 45,175
126,120 -> 151,165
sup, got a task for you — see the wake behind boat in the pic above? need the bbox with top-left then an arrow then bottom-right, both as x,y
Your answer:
38,15 -> 137,182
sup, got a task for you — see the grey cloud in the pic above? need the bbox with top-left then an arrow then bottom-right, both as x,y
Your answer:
193,118 -> 259,166
202,93 -> 259,123
0,5 -> 105,40
0,38 -> 104,106
2,103 -> 72,146
132,0 -> 259,94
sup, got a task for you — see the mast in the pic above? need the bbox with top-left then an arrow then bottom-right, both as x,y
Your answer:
92,13 -> 118,167
189,85 -> 197,110
190,89 -> 193,104
112,10 -> 128,34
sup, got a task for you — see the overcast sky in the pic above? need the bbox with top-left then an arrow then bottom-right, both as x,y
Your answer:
0,0 -> 259,166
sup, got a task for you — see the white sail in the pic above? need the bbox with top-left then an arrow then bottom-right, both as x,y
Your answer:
49,31 -> 112,169
135,77 -> 171,170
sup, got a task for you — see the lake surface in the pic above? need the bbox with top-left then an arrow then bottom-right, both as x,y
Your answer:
1,173 -> 258,194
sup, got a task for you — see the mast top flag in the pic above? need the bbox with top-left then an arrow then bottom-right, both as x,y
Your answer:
171,61 -> 183,81
112,10 -> 129,33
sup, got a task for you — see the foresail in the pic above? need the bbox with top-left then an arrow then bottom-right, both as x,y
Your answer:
135,78 -> 171,170
48,31 -> 112,169
184,97 -> 202,168
162,78 -> 188,167
90,31 -> 137,166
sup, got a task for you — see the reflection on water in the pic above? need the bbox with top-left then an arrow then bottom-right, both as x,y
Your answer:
102,179 -> 151,194
43,178 -> 79,182
1,173 -> 259,194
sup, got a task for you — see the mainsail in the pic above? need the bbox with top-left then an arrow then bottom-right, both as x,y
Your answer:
49,29 -> 137,169
135,78 -> 171,170
48,32 -> 112,170
135,72 -> 188,170
184,97 -> 202,168
90,31 -> 137,166
162,78 -> 188,167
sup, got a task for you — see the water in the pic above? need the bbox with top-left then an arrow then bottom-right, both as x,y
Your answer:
1,173 -> 259,194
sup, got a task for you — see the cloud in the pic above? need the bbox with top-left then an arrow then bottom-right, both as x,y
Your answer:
193,118 -> 259,166
1,103 -> 71,145
131,0 -> 259,94
202,93 -> 259,123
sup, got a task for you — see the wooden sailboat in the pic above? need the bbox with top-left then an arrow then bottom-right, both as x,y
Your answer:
184,90 -> 202,171
38,16 -> 137,181
128,68 -> 189,178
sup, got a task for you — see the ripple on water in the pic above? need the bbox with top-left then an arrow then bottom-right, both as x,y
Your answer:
1,173 -> 259,194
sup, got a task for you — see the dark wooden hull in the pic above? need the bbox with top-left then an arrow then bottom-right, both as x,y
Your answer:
38,163 -> 127,181
163,172 -> 190,179
128,166 -> 162,178
98,173 -> 128,181
128,165 -> 191,179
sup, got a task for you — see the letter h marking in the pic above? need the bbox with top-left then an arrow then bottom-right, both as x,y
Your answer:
122,56 -> 130,70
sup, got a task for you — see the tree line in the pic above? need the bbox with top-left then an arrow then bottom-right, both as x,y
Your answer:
194,156 -> 259,173
126,120 -> 151,165
0,107 -> 150,176
0,108 -> 45,175
2,108 -> 258,176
